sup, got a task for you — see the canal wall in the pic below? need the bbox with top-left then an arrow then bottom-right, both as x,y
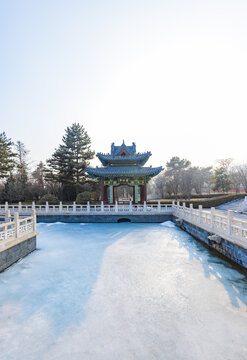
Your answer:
178,219 -> 247,270
0,236 -> 36,272
37,214 -> 173,223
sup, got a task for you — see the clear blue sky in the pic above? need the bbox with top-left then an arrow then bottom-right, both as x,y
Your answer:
1,0 -> 247,168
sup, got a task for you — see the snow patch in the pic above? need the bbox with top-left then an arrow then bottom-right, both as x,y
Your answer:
160,221 -> 176,228
47,222 -> 66,226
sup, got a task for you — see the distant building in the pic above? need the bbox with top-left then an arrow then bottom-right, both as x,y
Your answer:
86,141 -> 162,204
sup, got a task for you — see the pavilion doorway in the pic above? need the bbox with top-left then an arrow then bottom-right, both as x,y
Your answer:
114,185 -> 133,203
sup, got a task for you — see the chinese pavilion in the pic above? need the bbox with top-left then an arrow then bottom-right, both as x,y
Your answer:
85,141 -> 162,204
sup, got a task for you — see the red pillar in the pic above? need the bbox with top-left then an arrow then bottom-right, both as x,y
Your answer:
143,184 -> 147,202
101,184 -> 105,202
113,186 -> 115,203
101,185 -> 108,203
140,185 -> 143,203
133,186 -> 136,204
105,186 -> 108,204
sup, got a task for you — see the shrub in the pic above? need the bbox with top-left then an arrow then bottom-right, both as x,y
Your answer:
37,194 -> 59,205
147,194 -> 247,208
76,191 -> 97,204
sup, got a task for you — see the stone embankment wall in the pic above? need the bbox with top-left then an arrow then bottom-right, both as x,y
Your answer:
37,214 -> 173,223
178,219 -> 247,270
0,236 -> 36,272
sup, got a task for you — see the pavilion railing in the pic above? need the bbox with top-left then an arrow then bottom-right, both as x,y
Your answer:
0,201 -> 173,215
173,202 -> 247,249
0,210 -> 37,250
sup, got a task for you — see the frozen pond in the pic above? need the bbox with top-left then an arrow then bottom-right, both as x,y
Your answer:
0,222 -> 247,360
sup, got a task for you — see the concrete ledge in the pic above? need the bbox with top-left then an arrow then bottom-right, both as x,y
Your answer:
37,214 -> 173,223
179,219 -> 247,270
0,236 -> 36,272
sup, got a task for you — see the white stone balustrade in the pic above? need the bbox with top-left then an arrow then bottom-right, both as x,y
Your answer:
1,200 -> 247,250
0,201 -> 173,215
173,202 -> 247,249
0,210 -> 37,249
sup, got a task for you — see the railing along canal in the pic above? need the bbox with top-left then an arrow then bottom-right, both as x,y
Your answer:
173,202 -> 247,249
0,210 -> 37,250
1,201 -> 247,251
0,201 -> 173,215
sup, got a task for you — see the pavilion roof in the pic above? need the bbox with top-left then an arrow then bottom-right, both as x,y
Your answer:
111,141 -> 136,156
97,152 -> 151,166
85,165 -> 163,178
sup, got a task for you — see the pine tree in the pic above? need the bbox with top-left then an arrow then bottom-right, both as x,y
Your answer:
213,159 -> 232,193
0,132 -> 16,178
46,123 -> 94,200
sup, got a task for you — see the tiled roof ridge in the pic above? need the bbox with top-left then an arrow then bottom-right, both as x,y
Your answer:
97,151 -> 151,157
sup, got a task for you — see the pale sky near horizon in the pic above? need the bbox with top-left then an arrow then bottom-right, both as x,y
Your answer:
0,0 -> 247,169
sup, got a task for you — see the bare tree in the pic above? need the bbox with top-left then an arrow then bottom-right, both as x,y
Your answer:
232,164 -> 247,192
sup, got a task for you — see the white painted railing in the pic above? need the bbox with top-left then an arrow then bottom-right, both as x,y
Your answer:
0,210 -> 37,249
0,201 -> 173,215
173,202 -> 247,249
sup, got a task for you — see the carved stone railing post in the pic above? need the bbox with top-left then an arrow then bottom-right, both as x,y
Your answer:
32,209 -> 36,231
32,201 -> 35,210
14,212 -> 19,238
129,201 -> 132,212
87,201 -> 90,213
59,201 -> 63,213
115,201 -> 118,212
5,201 -> 8,212
211,207 -> 215,230
5,209 -> 10,223
144,201 -> 147,212
158,201 -> 161,212
18,201 -> 22,212
45,201 -> 49,213
101,201 -> 104,212
183,202 -> 186,218
190,203 -> 193,220
198,205 -> 202,224
73,201 -> 76,213
227,210 -> 233,236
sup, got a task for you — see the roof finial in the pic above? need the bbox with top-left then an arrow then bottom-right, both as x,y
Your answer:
122,139 -> 125,145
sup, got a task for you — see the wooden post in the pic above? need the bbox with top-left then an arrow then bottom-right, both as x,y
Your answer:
14,212 -> 19,238
32,209 -> 36,232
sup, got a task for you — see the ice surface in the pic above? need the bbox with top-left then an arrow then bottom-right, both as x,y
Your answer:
0,222 -> 247,360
